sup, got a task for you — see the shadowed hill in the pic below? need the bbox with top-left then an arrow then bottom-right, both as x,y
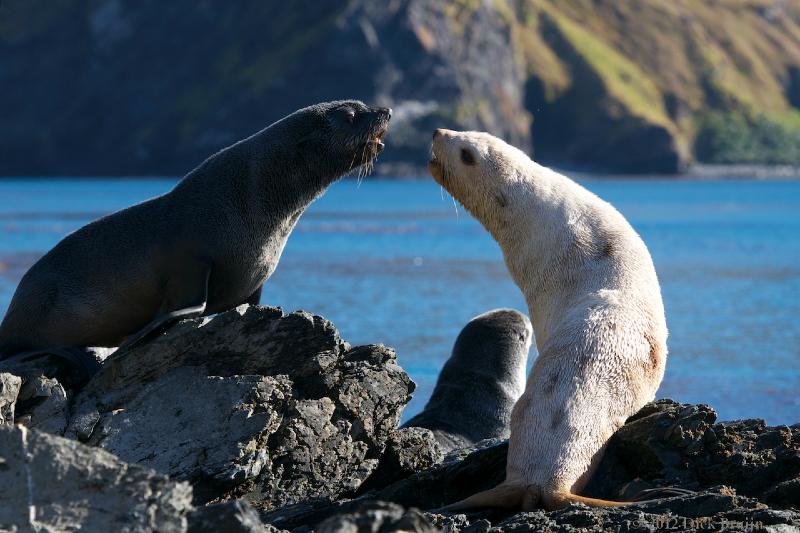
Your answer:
1,0 -> 799,175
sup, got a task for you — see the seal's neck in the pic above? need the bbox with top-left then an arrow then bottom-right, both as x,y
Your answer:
239,127 -> 340,225
490,163 -> 592,349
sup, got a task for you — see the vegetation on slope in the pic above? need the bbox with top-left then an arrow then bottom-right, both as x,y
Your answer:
504,0 -> 800,168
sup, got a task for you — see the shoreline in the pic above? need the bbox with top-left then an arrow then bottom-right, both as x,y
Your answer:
2,163 -> 800,181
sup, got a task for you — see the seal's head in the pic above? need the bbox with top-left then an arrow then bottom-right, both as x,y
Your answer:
282,100 -> 391,180
402,307 -> 532,447
428,129 -> 530,236
452,308 -> 532,386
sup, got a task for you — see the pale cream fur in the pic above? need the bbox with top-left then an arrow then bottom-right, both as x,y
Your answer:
429,129 -> 667,511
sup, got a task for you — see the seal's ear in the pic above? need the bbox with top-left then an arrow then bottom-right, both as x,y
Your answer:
495,191 -> 508,207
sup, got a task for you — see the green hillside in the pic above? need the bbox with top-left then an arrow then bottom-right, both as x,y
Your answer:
510,0 -> 800,170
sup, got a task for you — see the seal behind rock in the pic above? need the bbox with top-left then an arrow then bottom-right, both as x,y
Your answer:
403,309 -> 532,452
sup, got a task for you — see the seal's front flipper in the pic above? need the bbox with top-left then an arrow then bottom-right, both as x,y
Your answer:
0,347 -> 101,387
118,265 -> 211,352
243,285 -> 262,306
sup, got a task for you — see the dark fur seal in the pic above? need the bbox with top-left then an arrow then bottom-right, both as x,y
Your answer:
403,309 -> 532,453
0,101 -> 391,381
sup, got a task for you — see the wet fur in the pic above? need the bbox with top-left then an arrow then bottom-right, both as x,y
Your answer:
429,130 -> 667,511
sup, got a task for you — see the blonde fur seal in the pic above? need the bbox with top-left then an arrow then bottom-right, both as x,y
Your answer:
428,129 -> 667,511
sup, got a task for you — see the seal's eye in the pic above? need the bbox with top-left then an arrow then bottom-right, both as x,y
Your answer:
460,148 -> 476,166
343,108 -> 355,124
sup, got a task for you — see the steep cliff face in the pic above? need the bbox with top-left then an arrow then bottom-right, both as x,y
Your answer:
513,0 -> 800,171
1,0 -> 798,175
0,0 -> 528,176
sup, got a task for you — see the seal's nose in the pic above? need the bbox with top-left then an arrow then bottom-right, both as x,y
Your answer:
377,107 -> 392,119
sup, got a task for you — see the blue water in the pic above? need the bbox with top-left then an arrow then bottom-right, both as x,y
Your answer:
0,178 -> 798,425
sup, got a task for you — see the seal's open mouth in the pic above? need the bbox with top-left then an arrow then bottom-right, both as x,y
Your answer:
369,126 -> 388,152
428,152 -> 445,184
352,113 -> 391,179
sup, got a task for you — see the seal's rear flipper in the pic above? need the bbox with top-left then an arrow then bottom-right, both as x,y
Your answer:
118,265 -> 211,353
0,347 -> 101,387
556,492 -> 636,507
629,487 -> 695,501
118,301 -> 207,352
559,487 -> 697,507
434,484 -> 525,513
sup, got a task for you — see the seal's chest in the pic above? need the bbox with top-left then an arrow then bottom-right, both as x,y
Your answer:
214,214 -> 300,306
246,228 -> 294,281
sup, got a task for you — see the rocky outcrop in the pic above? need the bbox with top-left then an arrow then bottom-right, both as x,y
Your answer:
0,305 -> 797,532
187,500 -> 275,533
356,427 -> 443,494
317,501 -> 437,533
260,401 -> 800,531
65,305 -> 414,508
585,400 -> 800,507
0,373 -> 21,425
0,0 -> 528,177
0,304 -> 415,531
0,425 -> 192,532
14,375 -> 69,434
428,490 -> 800,533
365,400 -> 800,510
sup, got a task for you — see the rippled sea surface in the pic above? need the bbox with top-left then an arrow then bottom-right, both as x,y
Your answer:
0,177 -> 798,425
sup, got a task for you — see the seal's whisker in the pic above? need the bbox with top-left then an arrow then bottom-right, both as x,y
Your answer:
348,146 -> 359,173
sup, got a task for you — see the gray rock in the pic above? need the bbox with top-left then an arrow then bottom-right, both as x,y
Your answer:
3,297 -> 797,533
81,368 -> 291,501
0,373 -> 21,425
67,305 -> 414,508
584,399 -> 800,507
188,499 -> 280,533
260,440 -> 509,530
0,1 -> 531,177
281,491 -> 800,533
0,424 -> 192,532
358,427 -> 443,494
262,498 -> 366,531
316,501 -> 438,533
14,375 -> 69,434
374,440 -> 508,510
